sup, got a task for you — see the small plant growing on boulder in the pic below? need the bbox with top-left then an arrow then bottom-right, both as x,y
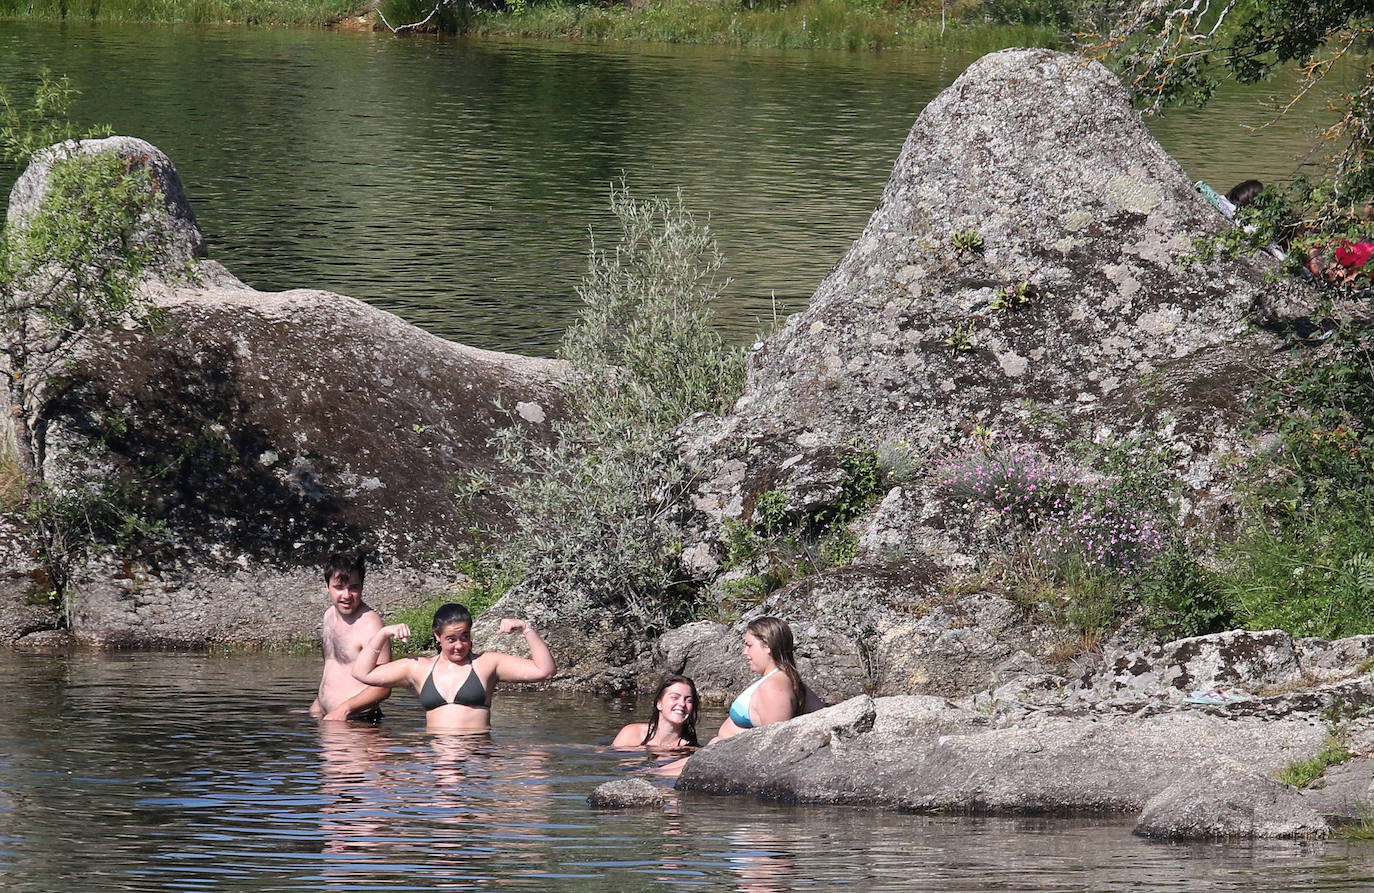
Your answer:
989,278 -> 1033,313
945,321 -> 976,351
1276,736 -> 1354,789
950,228 -> 984,254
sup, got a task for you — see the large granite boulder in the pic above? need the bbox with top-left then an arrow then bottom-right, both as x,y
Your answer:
2,138 -> 570,646
667,47 -> 1318,696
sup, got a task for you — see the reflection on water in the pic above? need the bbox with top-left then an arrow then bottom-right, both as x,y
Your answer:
0,650 -> 1373,890
0,23 -> 1360,354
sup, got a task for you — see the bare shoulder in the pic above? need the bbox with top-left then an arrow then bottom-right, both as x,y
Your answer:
353,607 -> 384,634
339,606 -> 383,644
760,672 -> 793,696
611,722 -> 649,747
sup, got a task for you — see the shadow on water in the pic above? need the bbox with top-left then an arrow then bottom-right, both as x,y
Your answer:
1,650 -> 1373,890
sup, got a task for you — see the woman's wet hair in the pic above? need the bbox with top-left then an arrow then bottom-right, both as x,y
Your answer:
431,603 -> 473,640
641,674 -> 700,748
746,616 -> 806,716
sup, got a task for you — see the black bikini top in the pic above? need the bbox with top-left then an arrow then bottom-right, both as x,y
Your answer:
418,661 -> 490,710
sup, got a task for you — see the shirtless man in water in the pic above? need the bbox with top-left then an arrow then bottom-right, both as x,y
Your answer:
309,552 -> 392,722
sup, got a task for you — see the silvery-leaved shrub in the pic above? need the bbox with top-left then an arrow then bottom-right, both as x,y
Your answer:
474,185 -> 745,633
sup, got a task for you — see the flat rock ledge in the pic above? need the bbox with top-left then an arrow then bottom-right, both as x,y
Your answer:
675,693 -> 1370,839
588,778 -> 667,809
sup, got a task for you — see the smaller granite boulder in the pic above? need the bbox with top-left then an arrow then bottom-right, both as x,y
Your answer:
7,135 -> 207,269
1134,772 -> 1329,839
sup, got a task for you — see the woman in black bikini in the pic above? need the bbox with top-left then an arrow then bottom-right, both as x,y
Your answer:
351,603 -> 555,733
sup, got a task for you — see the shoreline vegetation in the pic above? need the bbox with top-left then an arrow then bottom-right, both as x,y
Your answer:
0,0 -> 1068,53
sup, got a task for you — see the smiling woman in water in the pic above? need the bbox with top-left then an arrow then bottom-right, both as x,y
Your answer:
612,675 -> 700,753
351,603 -> 555,733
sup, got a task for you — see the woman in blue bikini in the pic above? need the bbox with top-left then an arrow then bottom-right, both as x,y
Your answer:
351,603 -> 555,733
712,616 -> 819,742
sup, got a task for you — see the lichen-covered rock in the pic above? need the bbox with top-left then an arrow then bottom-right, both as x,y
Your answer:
871,590 -> 1050,697
5,138 -> 571,646
587,777 -> 667,809
675,49 -> 1317,649
1080,630 -> 1374,705
66,556 -> 456,648
0,518 -> 58,644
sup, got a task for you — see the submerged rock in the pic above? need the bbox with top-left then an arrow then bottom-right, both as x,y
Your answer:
587,777 -> 668,809
1135,772 -> 1329,839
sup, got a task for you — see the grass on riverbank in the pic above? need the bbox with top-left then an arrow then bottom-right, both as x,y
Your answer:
0,0 -> 1067,52
0,0 -> 365,26
467,0 -> 1065,52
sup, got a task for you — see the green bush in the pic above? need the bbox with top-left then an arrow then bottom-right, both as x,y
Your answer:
1221,515 -> 1374,639
1131,538 -> 1235,641
1214,322 -> 1374,639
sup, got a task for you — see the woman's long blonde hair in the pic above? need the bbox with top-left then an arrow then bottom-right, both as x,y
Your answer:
747,616 -> 806,716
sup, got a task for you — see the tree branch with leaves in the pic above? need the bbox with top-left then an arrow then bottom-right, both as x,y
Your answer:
1093,0 -> 1374,227
0,72 -> 169,493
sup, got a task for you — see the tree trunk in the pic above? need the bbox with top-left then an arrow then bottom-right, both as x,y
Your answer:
4,371 -> 42,497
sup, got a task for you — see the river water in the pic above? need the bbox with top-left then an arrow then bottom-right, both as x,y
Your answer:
0,21 -> 1359,353
3,24 -> 1373,887
3,649 -> 1374,891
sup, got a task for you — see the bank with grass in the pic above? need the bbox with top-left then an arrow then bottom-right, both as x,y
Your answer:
463,0 -> 1064,53
0,0 -> 1068,53
0,0 -> 366,26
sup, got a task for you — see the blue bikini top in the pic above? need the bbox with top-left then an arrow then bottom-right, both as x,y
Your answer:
728,669 -> 781,729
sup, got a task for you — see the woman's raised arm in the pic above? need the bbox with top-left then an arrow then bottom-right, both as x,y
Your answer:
352,624 -> 417,688
492,619 -> 556,683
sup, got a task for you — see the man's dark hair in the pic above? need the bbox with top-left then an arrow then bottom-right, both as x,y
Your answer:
1226,179 -> 1264,208
323,551 -> 366,585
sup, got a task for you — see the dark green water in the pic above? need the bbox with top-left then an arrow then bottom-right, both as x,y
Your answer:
0,22 -> 1356,354
3,649 -> 1374,891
